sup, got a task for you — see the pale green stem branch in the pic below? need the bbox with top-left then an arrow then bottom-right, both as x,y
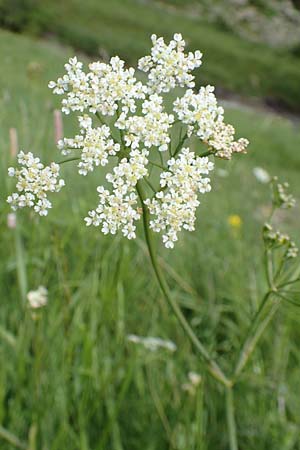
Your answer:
199,150 -> 214,158
278,277 -> 300,289
173,132 -> 188,157
233,264 -> 300,381
15,218 -> 27,304
57,156 -> 81,165
136,181 -> 232,388
225,387 -> 238,450
148,160 -> 165,171
233,291 -> 281,380
0,425 -> 27,450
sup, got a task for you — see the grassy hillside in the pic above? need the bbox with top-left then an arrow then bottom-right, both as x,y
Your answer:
1,0 -> 300,112
1,29 -> 300,450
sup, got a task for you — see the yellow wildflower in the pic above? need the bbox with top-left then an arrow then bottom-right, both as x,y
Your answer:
228,214 -> 242,228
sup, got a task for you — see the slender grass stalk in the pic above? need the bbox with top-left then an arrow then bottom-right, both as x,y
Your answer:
225,387 -> 238,450
136,181 -> 232,388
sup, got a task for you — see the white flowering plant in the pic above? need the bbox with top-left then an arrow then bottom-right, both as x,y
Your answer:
8,33 -> 248,247
6,34 -> 299,450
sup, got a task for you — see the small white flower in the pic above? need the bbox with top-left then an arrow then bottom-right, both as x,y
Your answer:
27,286 -> 48,309
182,371 -> 202,395
188,371 -> 202,386
127,334 -> 177,352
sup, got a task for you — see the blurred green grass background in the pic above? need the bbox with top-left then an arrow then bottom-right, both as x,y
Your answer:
1,2 -> 300,448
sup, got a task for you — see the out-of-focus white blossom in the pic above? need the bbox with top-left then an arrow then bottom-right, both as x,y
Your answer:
263,223 -> 298,259
188,371 -> 202,386
127,334 -> 177,352
138,33 -> 202,94
272,178 -> 296,209
253,167 -> 271,184
7,152 -> 65,216
182,371 -> 202,395
145,148 -> 214,248
27,286 -> 48,309
7,212 -> 17,229
217,168 -> 229,177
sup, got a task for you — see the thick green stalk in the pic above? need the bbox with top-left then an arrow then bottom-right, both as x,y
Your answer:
136,181 -> 232,388
225,387 -> 238,450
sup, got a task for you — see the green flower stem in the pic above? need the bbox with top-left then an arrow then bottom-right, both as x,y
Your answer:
173,132 -> 188,157
15,217 -> 27,304
233,291 -> 281,380
278,277 -> 300,289
136,181 -> 232,388
148,160 -> 165,171
58,156 -> 81,165
198,149 -> 214,158
225,387 -> 238,450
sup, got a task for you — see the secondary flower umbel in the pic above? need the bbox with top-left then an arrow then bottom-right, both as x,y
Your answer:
7,151 -> 65,216
7,33 -> 249,247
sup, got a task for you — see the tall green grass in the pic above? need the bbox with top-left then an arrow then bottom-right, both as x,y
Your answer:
1,29 -> 300,449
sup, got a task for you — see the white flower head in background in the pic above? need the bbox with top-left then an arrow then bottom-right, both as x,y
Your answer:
253,167 -> 271,184
216,168 -> 229,178
7,212 -> 17,229
27,286 -> 48,309
182,371 -> 202,395
8,33 -> 249,248
127,334 -> 177,352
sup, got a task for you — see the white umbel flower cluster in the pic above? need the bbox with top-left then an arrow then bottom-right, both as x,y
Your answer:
8,33 -> 249,248
174,86 -> 224,139
58,116 -> 120,175
7,152 -> 64,216
138,33 -> 202,94
85,149 -> 149,239
263,223 -> 298,260
145,148 -> 214,248
174,86 -> 249,159
115,94 -> 174,151
49,56 -> 145,115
